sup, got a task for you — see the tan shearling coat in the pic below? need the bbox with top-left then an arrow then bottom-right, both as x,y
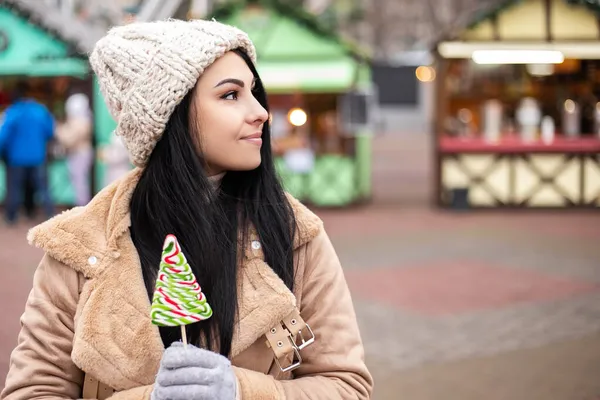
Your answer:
1,168 -> 373,400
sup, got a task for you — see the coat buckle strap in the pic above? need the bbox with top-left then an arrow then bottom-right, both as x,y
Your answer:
273,340 -> 303,373
295,323 -> 315,350
281,308 -> 315,351
266,309 -> 315,373
82,374 -> 115,400
265,321 -> 303,372
82,374 -> 99,399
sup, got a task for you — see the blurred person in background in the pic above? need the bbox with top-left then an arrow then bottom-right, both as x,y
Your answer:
1,19 -> 372,400
0,82 -> 35,219
22,171 -> 36,219
56,92 -> 94,206
0,80 -> 55,225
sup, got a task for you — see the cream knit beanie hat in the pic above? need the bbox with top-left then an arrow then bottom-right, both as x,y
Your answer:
90,19 -> 257,167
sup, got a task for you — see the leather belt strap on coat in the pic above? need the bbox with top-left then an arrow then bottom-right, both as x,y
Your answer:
82,374 -> 114,399
265,308 -> 315,373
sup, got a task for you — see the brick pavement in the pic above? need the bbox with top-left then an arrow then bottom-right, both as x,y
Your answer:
369,333 -> 600,400
335,213 -> 596,390
347,262 -> 600,315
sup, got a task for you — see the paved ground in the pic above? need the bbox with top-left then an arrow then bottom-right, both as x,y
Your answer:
343,209 -> 600,400
0,133 -> 599,400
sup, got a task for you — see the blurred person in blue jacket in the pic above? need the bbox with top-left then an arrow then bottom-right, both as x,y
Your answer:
0,81 -> 55,225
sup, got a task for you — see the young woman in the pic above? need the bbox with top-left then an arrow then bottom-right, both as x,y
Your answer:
1,19 -> 373,400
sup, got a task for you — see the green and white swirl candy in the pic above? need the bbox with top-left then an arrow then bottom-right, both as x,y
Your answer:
150,234 -> 213,327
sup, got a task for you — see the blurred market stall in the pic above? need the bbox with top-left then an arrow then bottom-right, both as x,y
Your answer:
434,0 -> 600,209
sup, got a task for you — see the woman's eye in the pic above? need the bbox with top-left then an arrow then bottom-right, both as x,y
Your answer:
222,91 -> 238,100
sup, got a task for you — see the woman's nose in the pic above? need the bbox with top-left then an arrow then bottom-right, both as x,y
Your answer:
251,99 -> 269,124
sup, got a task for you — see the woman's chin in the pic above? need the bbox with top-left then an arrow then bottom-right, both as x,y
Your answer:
226,156 -> 262,172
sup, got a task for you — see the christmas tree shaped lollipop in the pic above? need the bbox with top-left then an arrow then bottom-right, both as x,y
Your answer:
151,234 -> 212,345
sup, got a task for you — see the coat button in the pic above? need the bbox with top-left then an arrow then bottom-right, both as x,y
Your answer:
88,256 -> 98,265
251,241 -> 261,250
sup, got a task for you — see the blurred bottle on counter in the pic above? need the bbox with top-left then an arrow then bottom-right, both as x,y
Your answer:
516,97 -> 541,143
541,116 -> 555,144
562,99 -> 580,138
483,99 -> 502,143
457,108 -> 474,138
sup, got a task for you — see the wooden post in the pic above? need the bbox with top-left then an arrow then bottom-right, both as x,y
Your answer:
432,53 -> 448,208
545,0 -> 553,42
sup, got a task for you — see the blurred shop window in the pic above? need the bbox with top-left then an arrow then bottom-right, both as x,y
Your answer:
339,88 -> 380,136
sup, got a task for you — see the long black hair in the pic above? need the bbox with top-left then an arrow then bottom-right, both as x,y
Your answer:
130,49 -> 297,357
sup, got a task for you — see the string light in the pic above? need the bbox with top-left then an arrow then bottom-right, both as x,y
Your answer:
288,108 -> 307,127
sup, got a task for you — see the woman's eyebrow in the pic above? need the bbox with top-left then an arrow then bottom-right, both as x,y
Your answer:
214,77 -> 257,89
214,78 -> 245,88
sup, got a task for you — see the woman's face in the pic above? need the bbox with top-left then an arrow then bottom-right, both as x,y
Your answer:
191,51 -> 268,176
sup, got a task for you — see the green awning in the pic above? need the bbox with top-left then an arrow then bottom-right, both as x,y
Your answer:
258,59 -> 357,93
223,5 -> 348,61
0,6 -> 88,77
220,4 -> 366,93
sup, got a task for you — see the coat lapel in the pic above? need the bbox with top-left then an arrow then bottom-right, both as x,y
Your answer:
231,252 -> 297,358
71,234 -> 164,390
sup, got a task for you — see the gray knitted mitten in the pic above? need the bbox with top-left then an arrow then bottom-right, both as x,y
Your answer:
151,342 -> 236,400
